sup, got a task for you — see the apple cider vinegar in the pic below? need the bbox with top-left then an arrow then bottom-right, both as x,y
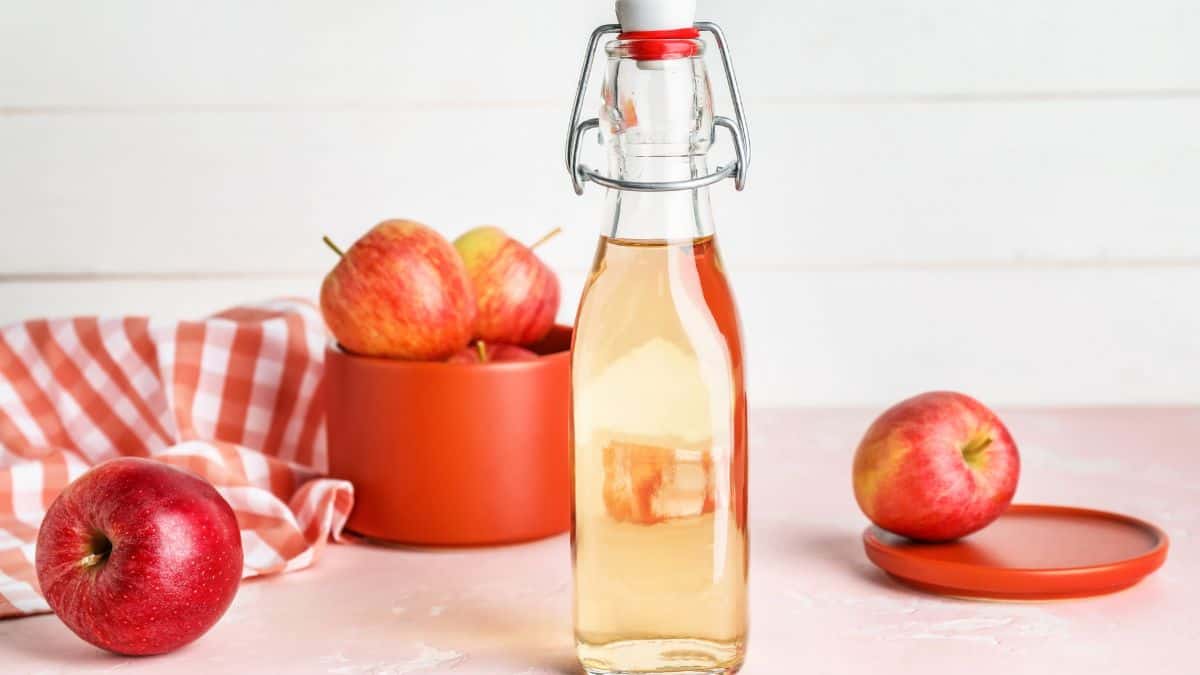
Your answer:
572,235 -> 747,673
565,3 -> 753,671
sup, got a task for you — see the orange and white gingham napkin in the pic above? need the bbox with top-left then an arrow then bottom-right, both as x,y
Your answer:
0,299 -> 353,618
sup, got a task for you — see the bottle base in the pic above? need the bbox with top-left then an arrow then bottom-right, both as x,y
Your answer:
583,662 -> 734,667
577,637 -> 744,675
583,662 -> 739,667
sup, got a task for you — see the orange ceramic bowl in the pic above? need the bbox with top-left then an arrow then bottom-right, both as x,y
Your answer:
325,326 -> 571,546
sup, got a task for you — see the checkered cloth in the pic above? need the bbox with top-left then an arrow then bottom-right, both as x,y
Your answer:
0,299 -> 353,617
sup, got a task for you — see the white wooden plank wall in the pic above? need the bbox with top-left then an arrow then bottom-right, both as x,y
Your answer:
2,1 -> 1198,406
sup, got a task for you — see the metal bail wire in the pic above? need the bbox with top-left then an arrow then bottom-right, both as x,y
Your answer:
564,21 -> 752,195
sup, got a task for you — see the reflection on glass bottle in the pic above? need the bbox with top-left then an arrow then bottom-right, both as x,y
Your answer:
603,441 -> 716,525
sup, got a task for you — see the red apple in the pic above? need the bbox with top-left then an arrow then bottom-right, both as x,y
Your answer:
321,219 -> 476,360
453,226 -> 560,346
446,341 -> 539,364
35,458 -> 243,655
852,391 -> 1020,541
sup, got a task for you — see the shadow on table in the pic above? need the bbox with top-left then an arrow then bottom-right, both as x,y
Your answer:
0,614 -> 131,666
784,527 -> 903,593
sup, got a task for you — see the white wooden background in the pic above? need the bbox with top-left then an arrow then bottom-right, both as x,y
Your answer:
2,1 -> 1198,406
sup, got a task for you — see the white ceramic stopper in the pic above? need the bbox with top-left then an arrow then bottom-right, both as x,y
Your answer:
615,0 -> 696,32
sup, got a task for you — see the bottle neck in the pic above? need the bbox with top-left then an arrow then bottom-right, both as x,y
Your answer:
600,41 -> 715,242
604,157 -> 714,241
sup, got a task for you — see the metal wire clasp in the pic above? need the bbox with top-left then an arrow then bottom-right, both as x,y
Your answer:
564,21 -> 752,195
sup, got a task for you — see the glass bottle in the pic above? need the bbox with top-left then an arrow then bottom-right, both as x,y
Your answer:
565,7 -> 752,674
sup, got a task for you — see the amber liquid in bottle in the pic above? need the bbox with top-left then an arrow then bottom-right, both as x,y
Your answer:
572,234 -> 748,673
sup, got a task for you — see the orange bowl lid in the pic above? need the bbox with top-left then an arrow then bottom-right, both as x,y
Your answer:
863,503 -> 1169,600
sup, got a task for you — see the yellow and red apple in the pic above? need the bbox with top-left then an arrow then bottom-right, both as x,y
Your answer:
852,391 -> 1020,541
321,219 -> 476,360
453,226 -> 560,346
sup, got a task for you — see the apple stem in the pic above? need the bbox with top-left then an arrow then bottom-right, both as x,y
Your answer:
79,552 -> 106,570
961,434 -> 993,462
475,340 -> 488,363
322,235 -> 345,258
529,227 -> 562,252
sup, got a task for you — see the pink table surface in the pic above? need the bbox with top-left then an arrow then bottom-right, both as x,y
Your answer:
2,407 -> 1197,674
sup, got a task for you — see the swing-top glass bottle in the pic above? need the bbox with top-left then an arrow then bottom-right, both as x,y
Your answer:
565,2 -> 752,672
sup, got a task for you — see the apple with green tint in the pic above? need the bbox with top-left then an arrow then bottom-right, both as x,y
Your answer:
35,457 -> 243,655
453,226 -> 560,346
852,391 -> 1020,541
